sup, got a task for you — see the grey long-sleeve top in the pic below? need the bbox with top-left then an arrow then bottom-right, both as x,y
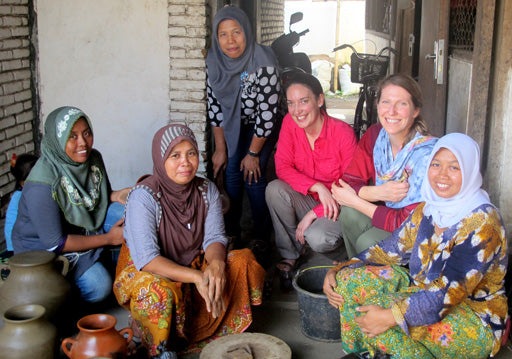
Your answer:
124,180 -> 228,271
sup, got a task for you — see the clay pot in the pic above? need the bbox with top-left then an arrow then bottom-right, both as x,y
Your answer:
0,303 -> 57,359
62,313 -> 134,359
0,250 -> 70,318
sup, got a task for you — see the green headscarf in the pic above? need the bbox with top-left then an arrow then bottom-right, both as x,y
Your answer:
27,106 -> 109,231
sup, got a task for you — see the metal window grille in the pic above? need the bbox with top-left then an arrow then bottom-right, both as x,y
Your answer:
449,0 -> 477,52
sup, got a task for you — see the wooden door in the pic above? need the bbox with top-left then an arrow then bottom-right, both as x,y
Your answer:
417,0 -> 450,137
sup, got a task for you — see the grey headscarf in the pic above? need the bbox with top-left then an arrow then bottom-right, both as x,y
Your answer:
206,6 -> 278,156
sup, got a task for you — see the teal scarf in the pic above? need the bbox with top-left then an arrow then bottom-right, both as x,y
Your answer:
27,106 -> 109,231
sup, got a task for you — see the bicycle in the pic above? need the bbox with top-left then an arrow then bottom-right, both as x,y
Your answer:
332,44 -> 397,139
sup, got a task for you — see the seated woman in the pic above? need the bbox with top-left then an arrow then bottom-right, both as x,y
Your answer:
113,124 -> 265,358
13,106 -> 130,303
323,133 -> 508,359
332,74 -> 437,258
266,72 -> 357,288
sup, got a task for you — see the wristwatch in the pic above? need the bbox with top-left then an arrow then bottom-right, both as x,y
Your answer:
248,150 -> 260,157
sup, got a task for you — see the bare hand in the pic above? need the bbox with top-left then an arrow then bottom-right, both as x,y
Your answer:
295,210 -> 316,244
194,271 -> 213,315
107,218 -> 124,245
354,305 -> 396,338
212,148 -> 228,179
111,187 -> 131,205
201,259 -> 227,318
331,179 -> 358,207
240,154 -> 260,185
312,183 -> 339,221
373,181 -> 409,203
323,268 -> 344,308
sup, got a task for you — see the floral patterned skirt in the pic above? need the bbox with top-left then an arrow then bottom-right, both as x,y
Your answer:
335,265 -> 493,359
113,245 -> 265,356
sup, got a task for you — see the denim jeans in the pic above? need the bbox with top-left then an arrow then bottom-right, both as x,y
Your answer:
75,261 -> 112,303
224,124 -> 277,242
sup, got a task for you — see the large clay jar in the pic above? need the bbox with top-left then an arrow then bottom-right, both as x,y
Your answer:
0,250 -> 70,318
62,313 -> 134,359
0,303 -> 57,359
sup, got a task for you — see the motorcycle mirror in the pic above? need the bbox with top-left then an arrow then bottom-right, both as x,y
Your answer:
289,12 -> 303,32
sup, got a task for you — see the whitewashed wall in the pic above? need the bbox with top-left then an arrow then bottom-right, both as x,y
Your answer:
284,0 -> 365,58
35,0 -> 170,189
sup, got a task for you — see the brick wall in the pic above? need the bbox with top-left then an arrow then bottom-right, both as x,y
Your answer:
0,0 -> 36,250
168,0 -> 209,174
260,0 -> 284,46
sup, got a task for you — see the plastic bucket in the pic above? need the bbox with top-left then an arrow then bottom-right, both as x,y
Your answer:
292,266 -> 341,342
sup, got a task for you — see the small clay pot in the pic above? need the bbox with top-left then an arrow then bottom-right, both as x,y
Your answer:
61,313 -> 133,359
0,303 -> 57,359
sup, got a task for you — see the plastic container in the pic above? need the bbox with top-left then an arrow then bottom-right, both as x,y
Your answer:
292,266 -> 341,342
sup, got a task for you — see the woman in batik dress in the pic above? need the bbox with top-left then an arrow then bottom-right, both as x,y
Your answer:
324,133 -> 508,358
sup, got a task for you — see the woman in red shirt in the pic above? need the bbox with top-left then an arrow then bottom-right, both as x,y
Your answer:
266,72 -> 357,289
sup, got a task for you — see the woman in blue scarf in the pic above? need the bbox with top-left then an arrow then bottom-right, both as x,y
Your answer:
331,74 -> 437,257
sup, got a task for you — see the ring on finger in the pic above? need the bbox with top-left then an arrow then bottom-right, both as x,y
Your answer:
249,171 -> 254,174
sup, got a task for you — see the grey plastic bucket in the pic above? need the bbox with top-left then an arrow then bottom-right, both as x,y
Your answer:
292,266 -> 341,342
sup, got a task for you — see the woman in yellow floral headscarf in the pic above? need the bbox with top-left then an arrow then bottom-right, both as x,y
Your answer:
324,133 -> 508,358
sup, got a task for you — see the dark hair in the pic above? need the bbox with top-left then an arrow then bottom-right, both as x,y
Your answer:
283,71 -> 327,112
376,74 -> 430,146
10,153 -> 38,190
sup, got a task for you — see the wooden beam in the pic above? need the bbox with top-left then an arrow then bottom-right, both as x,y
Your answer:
467,0 -> 496,149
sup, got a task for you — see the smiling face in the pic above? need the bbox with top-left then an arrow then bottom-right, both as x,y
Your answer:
65,117 -> 93,163
164,140 -> 199,185
217,19 -> 246,59
428,148 -> 463,198
377,84 -> 420,142
286,83 -> 324,132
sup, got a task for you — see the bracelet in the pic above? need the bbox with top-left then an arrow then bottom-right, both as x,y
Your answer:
248,150 -> 260,157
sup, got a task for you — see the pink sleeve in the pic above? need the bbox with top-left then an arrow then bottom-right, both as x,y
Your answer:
372,203 -> 419,232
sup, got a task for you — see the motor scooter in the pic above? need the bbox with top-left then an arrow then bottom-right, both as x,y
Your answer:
271,12 -> 312,81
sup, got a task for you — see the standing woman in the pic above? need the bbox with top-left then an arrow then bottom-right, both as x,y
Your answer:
323,133 -> 508,358
13,106 -> 130,303
206,5 -> 281,255
114,124 -> 265,358
331,74 -> 437,258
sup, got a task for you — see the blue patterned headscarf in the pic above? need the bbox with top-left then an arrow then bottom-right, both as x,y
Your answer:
26,106 -> 109,231
421,133 -> 491,228
374,128 -> 437,208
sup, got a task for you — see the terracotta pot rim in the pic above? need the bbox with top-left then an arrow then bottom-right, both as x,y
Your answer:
77,313 -> 117,332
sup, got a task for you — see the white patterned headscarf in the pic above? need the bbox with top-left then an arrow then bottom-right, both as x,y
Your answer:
421,133 -> 491,228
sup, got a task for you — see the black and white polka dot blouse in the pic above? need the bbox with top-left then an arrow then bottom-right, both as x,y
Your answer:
207,66 -> 280,138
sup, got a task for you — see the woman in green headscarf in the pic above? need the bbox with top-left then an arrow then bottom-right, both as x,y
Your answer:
12,106 -> 130,303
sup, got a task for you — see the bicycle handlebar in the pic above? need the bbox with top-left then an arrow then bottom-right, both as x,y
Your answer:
333,43 -> 397,59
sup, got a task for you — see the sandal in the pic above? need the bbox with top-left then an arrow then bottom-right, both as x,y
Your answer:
276,260 -> 295,292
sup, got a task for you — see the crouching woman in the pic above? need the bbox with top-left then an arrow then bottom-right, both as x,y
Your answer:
113,124 -> 265,358
323,133 -> 508,358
